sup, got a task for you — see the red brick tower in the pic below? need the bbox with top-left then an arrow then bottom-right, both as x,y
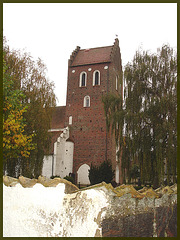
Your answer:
65,39 -> 123,184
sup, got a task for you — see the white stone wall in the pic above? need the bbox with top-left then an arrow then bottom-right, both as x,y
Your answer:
55,128 -> 74,178
3,183 -> 109,237
43,127 -> 74,179
63,141 -> 74,177
3,179 -> 177,237
55,136 -> 65,177
42,155 -> 53,178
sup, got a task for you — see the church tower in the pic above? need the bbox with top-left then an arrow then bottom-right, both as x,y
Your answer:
65,39 -> 123,184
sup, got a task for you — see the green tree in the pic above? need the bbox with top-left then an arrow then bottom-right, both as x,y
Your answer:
88,161 -> 115,185
130,164 -> 140,184
103,44 -> 177,187
3,38 -> 56,177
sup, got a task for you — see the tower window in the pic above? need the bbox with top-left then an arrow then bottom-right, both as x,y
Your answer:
79,72 -> 87,87
95,72 -> 99,85
83,96 -> 90,107
82,73 -> 86,86
69,116 -> 72,125
93,70 -> 100,86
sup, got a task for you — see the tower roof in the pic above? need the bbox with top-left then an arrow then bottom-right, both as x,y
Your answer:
71,46 -> 112,66
69,38 -> 120,67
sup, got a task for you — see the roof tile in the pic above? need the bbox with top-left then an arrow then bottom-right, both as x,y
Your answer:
71,46 -> 112,66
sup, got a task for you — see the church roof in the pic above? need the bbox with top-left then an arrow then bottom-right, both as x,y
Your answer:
50,106 -> 66,129
71,46 -> 113,66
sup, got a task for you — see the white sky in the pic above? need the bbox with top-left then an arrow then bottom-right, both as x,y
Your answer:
3,3 -> 177,106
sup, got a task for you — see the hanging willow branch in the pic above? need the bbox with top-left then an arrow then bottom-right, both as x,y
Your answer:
102,44 -> 177,187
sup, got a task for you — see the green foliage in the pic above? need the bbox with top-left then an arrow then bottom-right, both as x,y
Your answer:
3,51 -> 36,176
88,161 -> 115,185
102,94 -> 124,146
63,176 -> 75,184
3,37 -> 56,178
89,163 -> 102,185
50,175 -> 61,179
103,44 -> 177,188
130,164 -> 140,182
134,185 -> 143,191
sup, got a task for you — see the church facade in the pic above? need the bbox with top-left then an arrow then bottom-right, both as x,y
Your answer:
42,38 -> 123,184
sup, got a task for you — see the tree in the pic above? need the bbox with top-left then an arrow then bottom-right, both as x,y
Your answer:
3,38 -> 56,177
3,51 -> 35,176
103,44 -> 177,187
130,164 -> 140,184
88,161 -> 115,185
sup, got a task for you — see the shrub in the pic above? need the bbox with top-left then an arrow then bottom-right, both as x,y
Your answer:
50,175 -> 60,179
89,160 -> 115,185
64,176 -> 75,184
130,164 -> 140,183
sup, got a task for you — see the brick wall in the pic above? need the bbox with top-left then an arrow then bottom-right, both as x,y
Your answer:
65,43 -> 123,183
101,194 -> 177,237
65,63 -> 109,180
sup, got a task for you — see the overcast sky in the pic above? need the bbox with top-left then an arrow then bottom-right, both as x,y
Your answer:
3,3 -> 177,106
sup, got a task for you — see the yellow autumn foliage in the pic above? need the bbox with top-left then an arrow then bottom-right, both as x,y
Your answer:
3,104 -> 35,161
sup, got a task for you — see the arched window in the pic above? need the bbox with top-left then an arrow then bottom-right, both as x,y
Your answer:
77,164 -> 90,185
83,96 -> 90,107
82,73 -> 86,86
95,72 -> 99,85
93,70 -> 100,86
79,72 -> 87,87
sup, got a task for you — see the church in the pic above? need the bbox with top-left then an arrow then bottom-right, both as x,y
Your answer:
42,38 -> 123,185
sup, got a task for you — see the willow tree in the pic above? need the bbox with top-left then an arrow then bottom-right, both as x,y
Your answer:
103,44 -> 177,187
3,38 -> 56,178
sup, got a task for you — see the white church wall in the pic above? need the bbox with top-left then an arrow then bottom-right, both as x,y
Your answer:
42,155 -> 53,178
53,142 -> 57,176
42,142 -> 57,178
63,141 -> 74,177
42,127 -> 74,179
55,136 -> 65,177
54,127 -> 74,179
77,164 -> 90,185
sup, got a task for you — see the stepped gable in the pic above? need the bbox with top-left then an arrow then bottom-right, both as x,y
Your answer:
110,38 -> 119,60
69,45 -> 113,67
68,46 -> 81,66
110,38 -> 122,70
69,38 -> 121,68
